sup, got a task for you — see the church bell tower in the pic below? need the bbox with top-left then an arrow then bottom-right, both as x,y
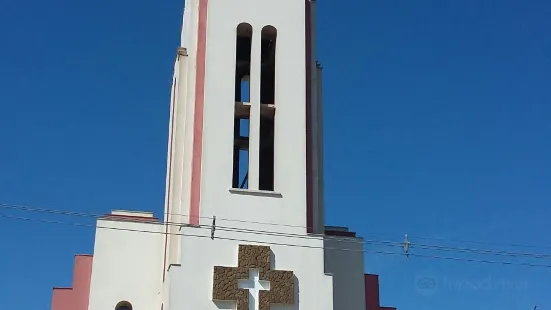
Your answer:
163,0 -> 325,269
51,2 -> 391,310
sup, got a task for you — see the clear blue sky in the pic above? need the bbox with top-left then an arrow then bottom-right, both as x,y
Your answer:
1,0 -> 550,309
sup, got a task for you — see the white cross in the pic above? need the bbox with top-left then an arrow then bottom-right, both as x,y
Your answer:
238,269 -> 271,310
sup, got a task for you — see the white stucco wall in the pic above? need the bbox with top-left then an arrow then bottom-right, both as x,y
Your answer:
198,0 -> 308,234
166,226 -> 333,310
87,218 -> 164,310
324,236 -> 366,310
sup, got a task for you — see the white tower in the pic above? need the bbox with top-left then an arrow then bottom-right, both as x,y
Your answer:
158,1 -> 369,310
163,0 -> 326,272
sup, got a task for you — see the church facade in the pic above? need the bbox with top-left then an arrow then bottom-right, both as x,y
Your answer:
50,1 -> 396,310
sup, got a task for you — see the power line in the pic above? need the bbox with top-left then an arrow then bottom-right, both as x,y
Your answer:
214,225 -> 551,261
4,202 -> 551,253
0,202 -> 400,249
0,203 -> 101,218
2,209 -> 551,269
0,213 -> 394,255
413,243 -> 551,260
408,252 -> 551,269
3,202 -> 551,261
2,202 -> 551,261
0,202 -> 371,246
409,234 -> 551,250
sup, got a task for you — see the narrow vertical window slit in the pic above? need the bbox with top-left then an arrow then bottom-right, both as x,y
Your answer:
259,25 -> 277,191
233,23 -> 253,189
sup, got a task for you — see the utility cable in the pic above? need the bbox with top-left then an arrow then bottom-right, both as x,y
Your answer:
4,201 -> 549,253
2,202 -> 551,261
2,212 -> 551,269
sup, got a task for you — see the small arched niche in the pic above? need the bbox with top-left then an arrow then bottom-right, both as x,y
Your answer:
115,301 -> 133,310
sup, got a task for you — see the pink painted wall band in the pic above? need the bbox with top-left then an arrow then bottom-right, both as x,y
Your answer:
51,255 -> 93,310
364,273 -> 397,310
189,0 -> 209,225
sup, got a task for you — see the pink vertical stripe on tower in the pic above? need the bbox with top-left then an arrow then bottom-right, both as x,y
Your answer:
189,0 -> 209,226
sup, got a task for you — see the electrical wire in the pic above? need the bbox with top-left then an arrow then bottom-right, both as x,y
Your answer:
2,203 -> 551,261
408,252 -> 551,269
412,243 -> 551,259
409,234 -> 551,250
0,203 -> 374,246
0,213 -> 391,255
4,203 -> 551,262
5,201 -> 550,255
2,207 -> 551,269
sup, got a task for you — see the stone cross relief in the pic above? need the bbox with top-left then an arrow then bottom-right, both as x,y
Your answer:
238,269 -> 270,310
212,245 -> 294,310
